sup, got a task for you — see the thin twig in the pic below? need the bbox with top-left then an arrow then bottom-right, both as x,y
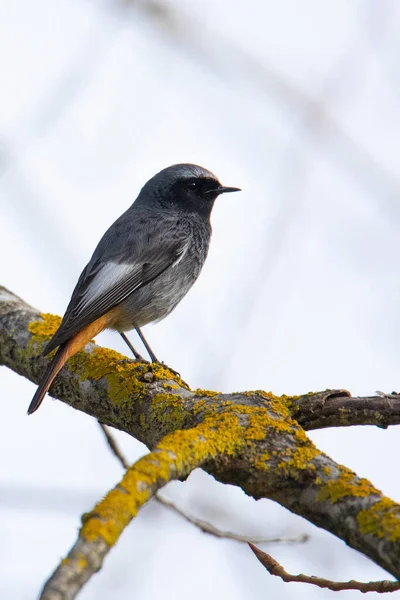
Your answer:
249,544 -> 400,593
157,494 -> 309,545
98,423 -> 309,546
98,422 -> 130,469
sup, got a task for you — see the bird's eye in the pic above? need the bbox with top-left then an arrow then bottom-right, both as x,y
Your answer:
187,181 -> 199,192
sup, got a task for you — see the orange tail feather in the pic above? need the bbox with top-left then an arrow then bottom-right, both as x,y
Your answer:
27,343 -> 70,414
27,314 -> 111,415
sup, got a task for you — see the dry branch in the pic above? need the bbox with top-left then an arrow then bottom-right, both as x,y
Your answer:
249,543 -> 400,593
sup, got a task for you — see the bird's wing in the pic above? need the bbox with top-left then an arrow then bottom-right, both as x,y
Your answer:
44,224 -> 189,354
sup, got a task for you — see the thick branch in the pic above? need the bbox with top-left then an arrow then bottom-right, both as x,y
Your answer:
2,285 -> 400,584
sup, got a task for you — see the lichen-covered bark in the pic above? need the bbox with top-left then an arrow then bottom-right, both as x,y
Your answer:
1,285 -> 400,598
41,426 -> 223,599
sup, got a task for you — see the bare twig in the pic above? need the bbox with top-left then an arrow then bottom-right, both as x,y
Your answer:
157,494 -> 309,545
98,422 -> 130,469
249,544 -> 400,593
98,423 -> 309,546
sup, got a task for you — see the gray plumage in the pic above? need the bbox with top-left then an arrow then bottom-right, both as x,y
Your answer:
44,163 -> 240,355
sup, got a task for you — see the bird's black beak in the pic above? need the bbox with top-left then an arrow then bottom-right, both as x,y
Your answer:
215,186 -> 241,195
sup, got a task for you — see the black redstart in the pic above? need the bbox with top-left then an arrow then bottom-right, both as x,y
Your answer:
28,163 -> 240,414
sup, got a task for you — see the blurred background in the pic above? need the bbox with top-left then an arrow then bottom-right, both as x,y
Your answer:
1,0 -> 400,598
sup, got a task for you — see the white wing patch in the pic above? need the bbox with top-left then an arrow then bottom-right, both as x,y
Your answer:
76,262 -> 138,312
172,239 -> 190,268
74,240 -> 189,315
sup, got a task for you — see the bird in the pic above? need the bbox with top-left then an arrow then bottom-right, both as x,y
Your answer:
28,163 -> 241,414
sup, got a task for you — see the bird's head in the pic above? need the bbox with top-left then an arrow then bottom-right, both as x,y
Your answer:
138,163 -> 241,217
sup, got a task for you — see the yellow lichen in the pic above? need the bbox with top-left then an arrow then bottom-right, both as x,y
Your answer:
76,556 -> 88,570
28,313 -> 62,341
317,466 -> 380,504
82,445 -> 184,545
357,498 -> 400,542
259,391 -> 291,419
139,413 -> 148,432
234,403 -> 302,442
80,397 -> 320,548
68,346 -> 147,407
163,382 -> 179,390
60,554 -> 87,571
293,428 -> 309,443
26,314 -> 63,360
194,388 -> 219,397
278,445 -> 320,475
149,392 -> 187,430
81,414 -> 245,546
220,400 -> 233,408
82,474 -> 151,545
147,362 -> 188,389
158,412 -> 244,466
254,451 -> 271,471
192,399 -> 208,416
246,408 -> 284,441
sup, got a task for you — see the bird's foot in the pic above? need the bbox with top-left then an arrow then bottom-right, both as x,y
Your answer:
117,356 -> 149,365
159,361 -> 181,378
150,361 -> 189,388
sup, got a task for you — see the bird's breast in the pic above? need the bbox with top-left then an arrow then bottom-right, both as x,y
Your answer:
113,221 -> 211,330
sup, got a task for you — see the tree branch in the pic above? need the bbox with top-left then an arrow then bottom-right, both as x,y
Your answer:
157,494 -> 309,545
41,425 -> 214,599
291,389 -> 400,430
249,544 -> 400,593
99,422 -> 310,546
98,422 -> 130,469
2,285 -> 400,593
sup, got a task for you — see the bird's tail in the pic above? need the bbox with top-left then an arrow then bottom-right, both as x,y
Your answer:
27,342 -> 70,415
27,313 -> 112,415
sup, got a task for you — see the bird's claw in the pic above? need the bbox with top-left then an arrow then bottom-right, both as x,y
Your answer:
155,361 -> 189,388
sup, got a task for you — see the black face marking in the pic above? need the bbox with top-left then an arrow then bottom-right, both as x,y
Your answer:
137,164 -> 239,217
179,177 -> 220,198
167,176 -> 221,216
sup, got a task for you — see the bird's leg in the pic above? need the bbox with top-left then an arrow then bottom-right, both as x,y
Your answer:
135,327 -> 185,382
119,332 -> 146,361
135,327 -> 159,363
